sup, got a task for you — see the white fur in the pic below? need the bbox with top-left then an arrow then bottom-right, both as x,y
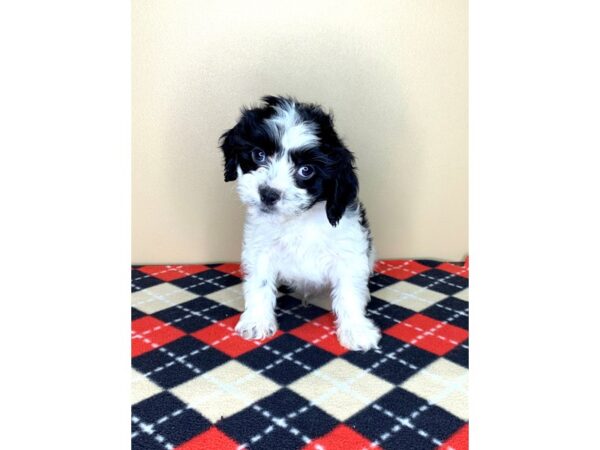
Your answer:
265,100 -> 319,152
236,202 -> 380,351
233,100 -> 380,351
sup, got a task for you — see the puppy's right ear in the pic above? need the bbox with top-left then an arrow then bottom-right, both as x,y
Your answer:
219,127 -> 240,182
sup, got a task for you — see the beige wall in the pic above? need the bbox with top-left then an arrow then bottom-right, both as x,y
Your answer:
132,0 -> 468,264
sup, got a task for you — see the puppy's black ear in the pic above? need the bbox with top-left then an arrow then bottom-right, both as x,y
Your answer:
219,127 -> 240,182
325,146 -> 359,226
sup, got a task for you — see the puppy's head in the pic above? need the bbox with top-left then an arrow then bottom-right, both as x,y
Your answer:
219,96 -> 358,226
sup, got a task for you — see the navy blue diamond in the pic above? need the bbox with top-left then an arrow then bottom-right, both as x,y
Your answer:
153,297 -> 238,333
367,297 -> 415,329
238,334 -> 333,385
131,432 -> 165,450
420,297 -> 469,330
343,335 -> 438,385
132,336 -> 229,389
405,269 -> 468,295
369,272 -> 404,291
219,389 -> 338,450
348,388 -> 464,450
131,269 -> 163,292
260,389 -> 338,434
445,340 -> 469,368
170,269 -> 241,295
276,297 -> 329,331
132,392 -> 210,448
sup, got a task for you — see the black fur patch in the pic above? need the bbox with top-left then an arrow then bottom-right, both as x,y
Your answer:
358,202 -> 373,254
219,95 -> 360,227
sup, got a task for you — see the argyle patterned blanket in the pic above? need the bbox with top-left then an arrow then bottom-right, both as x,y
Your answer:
131,259 -> 469,450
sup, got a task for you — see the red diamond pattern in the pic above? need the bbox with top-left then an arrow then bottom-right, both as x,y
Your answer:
303,424 -> 381,450
374,260 -> 431,280
437,262 -> 469,278
191,314 -> 283,357
290,313 -> 348,356
384,313 -> 468,356
131,316 -> 186,357
137,264 -> 210,282
214,263 -> 244,278
176,426 -> 240,450
438,423 -> 469,449
132,259 -> 469,450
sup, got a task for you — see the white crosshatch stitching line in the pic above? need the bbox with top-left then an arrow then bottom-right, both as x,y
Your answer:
244,403 -> 313,449
258,296 -> 463,400
235,307 -> 467,449
130,282 -> 270,390
132,287 -> 316,341
131,302 -> 308,383
376,260 -> 468,290
370,346 -> 468,392
367,307 -> 470,350
131,294 -> 334,406
132,269 -> 463,395
134,307 -> 464,450
133,304 -> 222,337
131,262 -> 467,448
360,308 -> 467,450
275,271 -> 469,350
131,265 -> 185,282
233,327 -> 342,449
131,414 -> 175,450
131,301 -> 339,441
367,267 -> 470,350
132,331 -> 283,449
369,276 -> 469,317
275,301 -> 468,382
365,365 -> 467,450
131,289 -> 329,388
370,263 -> 469,315
369,264 -> 468,317
132,264 -> 244,283
132,318 -> 339,449
131,270 -> 236,308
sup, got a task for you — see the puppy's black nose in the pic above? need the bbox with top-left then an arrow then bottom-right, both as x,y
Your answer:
259,186 -> 281,206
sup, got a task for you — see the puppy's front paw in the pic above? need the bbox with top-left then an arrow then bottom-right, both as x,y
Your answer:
235,311 -> 278,340
337,317 -> 381,352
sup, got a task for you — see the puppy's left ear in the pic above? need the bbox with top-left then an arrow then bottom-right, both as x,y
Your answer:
325,146 -> 359,226
219,127 -> 240,182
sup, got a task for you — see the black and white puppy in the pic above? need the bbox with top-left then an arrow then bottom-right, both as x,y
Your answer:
219,96 -> 380,351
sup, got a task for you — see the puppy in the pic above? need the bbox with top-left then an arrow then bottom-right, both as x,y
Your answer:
219,96 -> 380,351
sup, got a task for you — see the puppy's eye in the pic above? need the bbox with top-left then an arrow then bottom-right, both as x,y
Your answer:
251,148 -> 267,165
297,165 -> 315,179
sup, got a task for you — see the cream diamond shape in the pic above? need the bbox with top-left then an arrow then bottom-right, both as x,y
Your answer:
371,281 -> 447,311
288,359 -> 393,421
169,360 -> 279,422
131,369 -> 163,405
453,288 -> 469,302
131,282 -> 198,314
401,358 -> 468,420
205,284 -> 245,311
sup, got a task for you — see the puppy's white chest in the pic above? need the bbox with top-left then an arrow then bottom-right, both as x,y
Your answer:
272,219 -> 332,286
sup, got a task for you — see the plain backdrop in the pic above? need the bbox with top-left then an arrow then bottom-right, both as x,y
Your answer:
132,0 -> 468,264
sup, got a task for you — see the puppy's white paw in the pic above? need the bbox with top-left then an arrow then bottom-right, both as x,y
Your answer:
337,317 -> 381,352
235,311 -> 278,340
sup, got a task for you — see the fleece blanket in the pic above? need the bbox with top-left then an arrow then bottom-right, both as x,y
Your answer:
131,259 -> 469,449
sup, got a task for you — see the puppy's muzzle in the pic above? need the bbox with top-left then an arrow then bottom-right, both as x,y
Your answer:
259,186 -> 282,207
